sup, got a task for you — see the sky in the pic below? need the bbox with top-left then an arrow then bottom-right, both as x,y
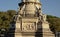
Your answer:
0,0 -> 60,17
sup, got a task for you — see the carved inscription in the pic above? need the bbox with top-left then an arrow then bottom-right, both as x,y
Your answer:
22,22 -> 36,32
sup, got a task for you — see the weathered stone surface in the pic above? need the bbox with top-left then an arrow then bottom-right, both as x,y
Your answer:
13,0 -> 55,37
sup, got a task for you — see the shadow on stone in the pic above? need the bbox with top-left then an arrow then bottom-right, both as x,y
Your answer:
35,21 -> 43,37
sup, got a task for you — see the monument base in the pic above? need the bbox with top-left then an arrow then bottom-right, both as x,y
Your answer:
42,21 -> 55,37
15,32 -> 55,37
14,17 -> 55,37
43,29 -> 55,37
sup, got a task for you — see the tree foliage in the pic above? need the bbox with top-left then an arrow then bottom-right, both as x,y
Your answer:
47,15 -> 60,32
0,10 -> 16,31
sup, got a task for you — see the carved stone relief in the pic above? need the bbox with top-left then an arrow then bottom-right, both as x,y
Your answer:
22,22 -> 36,32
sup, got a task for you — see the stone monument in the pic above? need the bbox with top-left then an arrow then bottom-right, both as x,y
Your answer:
13,0 -> 55,37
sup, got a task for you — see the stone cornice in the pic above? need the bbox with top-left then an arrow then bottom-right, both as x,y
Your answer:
19,2 -> 41,6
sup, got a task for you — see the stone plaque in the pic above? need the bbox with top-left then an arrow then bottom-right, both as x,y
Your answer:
22,22 -> 36,32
